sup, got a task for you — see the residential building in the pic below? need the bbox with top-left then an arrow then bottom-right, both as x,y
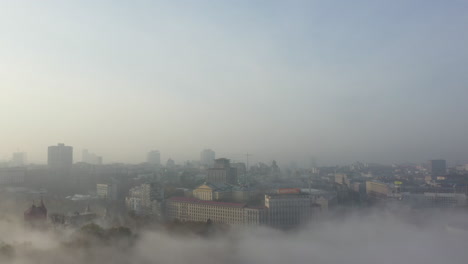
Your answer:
82,149 -> 103,165
96,183 -> 118,201
11,152 -> 27,167
48,143 -> 73,170
429,159 -> 447,179
0,167 -> 26,185
200,149 -> 216,167
231,162 -> 247,182
206,158 -> 237,185
166,158 -> 175,168
334,173 -> 350,186
147,150 -> 161,165
265,189 -> 320,229
125,183 -> 164,218
401,192 -> 467,209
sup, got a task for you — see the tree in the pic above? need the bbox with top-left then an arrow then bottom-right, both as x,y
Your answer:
79,223 -> 105,239
0,243 -> 14,259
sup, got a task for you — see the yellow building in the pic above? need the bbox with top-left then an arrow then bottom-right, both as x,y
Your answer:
366,181 -> 390,199
192,183 -> 216,200
334,173 -> 350,186
192,182 -> 232,201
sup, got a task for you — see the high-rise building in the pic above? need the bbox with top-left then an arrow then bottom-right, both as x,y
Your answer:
82,149 -> 103,165
206,158 -> 237,185
166,158 -> 175,168
82,149 -> 89,163
200,149 -> 216,167
429,159 -> 447,178
11,152 -> 27,167
147,150 -> 161,165
48,143 -> 73,170
231,162 -> 247,184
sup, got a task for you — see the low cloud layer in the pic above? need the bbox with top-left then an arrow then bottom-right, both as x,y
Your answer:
1,209 -> 468,264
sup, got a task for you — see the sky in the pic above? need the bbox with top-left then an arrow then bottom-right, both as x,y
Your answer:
1,0 -> 467,165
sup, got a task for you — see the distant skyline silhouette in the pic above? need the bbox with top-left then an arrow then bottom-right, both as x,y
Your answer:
1,1 -> 467,165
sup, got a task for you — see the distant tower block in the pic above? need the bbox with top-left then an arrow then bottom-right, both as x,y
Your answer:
200,149 -> 216,167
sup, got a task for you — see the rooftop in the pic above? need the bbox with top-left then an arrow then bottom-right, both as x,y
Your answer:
168,196 -> 247,208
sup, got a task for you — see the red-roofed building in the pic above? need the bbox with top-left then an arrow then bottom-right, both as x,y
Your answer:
167,190 -> 323,228
24,198 -> 47,224
166,197 -> 266,225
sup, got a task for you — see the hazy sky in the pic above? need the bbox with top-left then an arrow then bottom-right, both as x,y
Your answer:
1,0 -> 467,165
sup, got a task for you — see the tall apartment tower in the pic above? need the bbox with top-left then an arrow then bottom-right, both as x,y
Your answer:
48,143 -> 73,170
200,149 -> 216,167
82,149 -> 103,165
147,150 -> 161,165
429,159 -> 447,179
11,152 -> 27,167
206,158 -> 237,185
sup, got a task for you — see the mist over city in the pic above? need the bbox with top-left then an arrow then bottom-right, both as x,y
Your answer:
1,1 -> 468,264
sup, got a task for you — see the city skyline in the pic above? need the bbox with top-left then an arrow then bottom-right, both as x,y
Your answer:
1,2 -> 468,264
0,143 -> 459,167
1,1 -> 468,165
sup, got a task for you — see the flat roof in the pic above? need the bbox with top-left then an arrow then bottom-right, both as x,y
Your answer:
168,197 -> 247,208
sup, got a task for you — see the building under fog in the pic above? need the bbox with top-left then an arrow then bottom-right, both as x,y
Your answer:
147,150 -> 161,165
231,162 -> 247,182
400,192 -> 467,209
48,143 -> 73,170
365,180 -> 400,199
200,149 -> 215,167
96,183 -> 118,201
11,152 -> 27,167
24,199 -> 47,225
206,158 -> 237,185
429,159 -> 447,179
66,205 -> 98,226
192,182 -> 257,203
265,188 -> 321,228
82,149 -> 103,165
125,183 -> 164,219
166,188 -> 323,228
0,167 -> 26,185
166,197 -> 266,226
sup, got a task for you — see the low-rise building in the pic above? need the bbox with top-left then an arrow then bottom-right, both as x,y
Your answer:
167,188 -> 322,228
265,189 -> 321,228
166,197 -> 264,225
125,183 -> 164,218
96,183 -> 118,200
366,181 -> 397,199
192,182 -> 255,203
335,173 -> 350,186
401,192 -> 467,209
0,167 -> 26,185
66,205 -> 97,226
